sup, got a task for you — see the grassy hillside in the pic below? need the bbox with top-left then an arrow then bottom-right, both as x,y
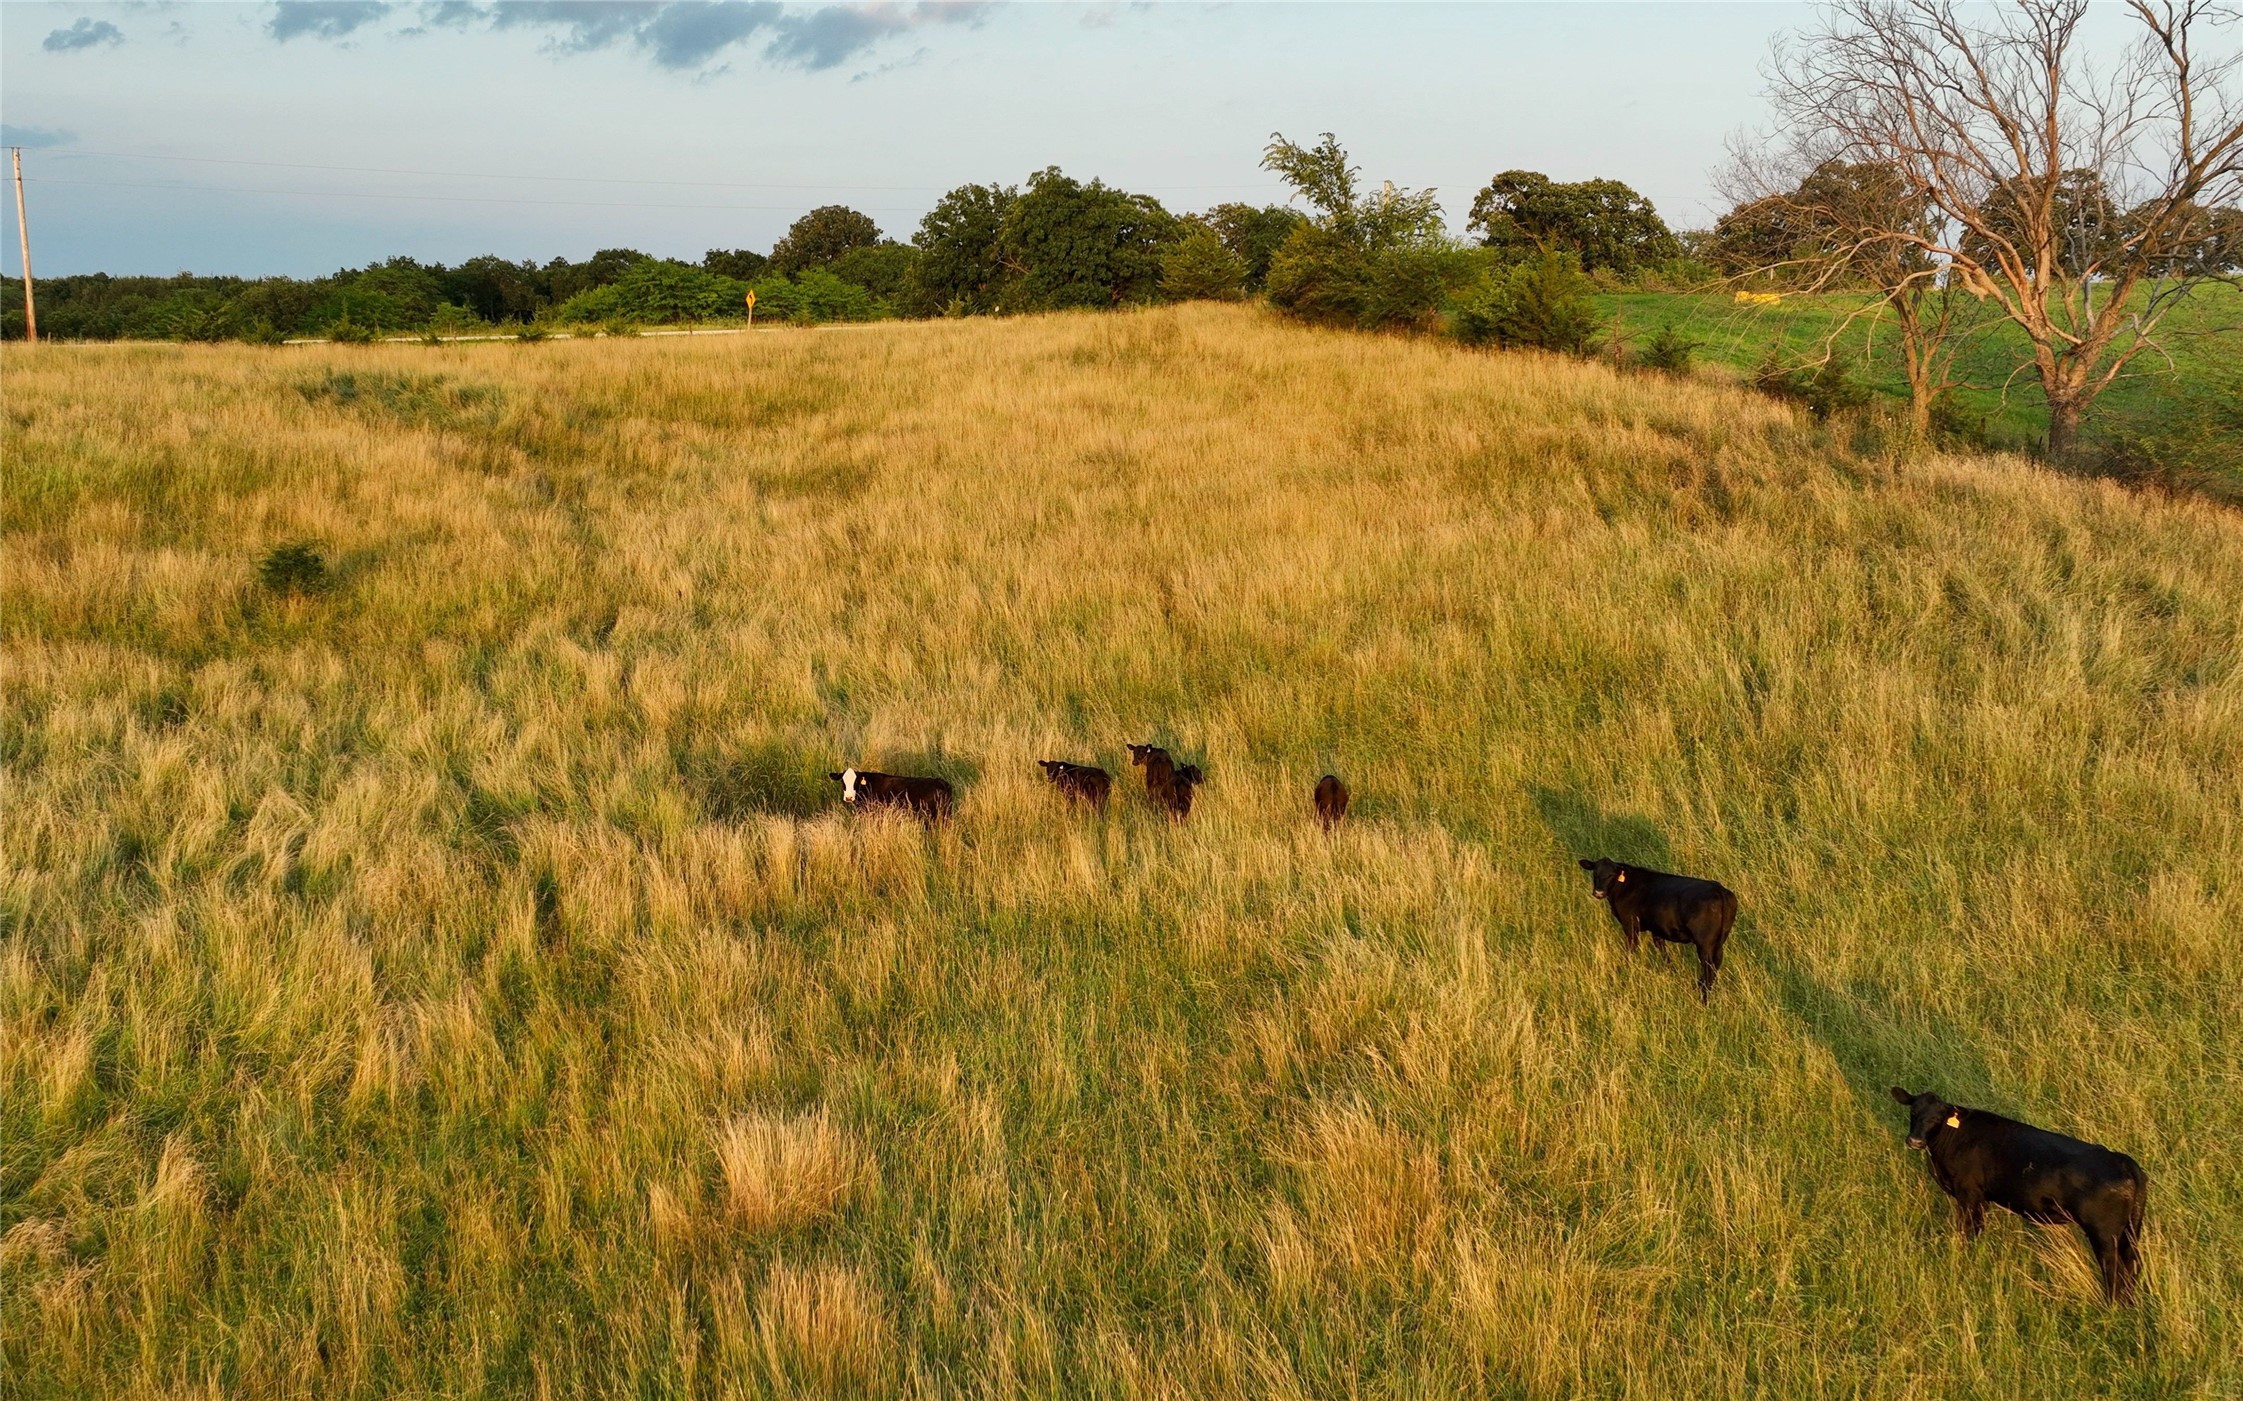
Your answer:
1598,283 -> 2243,491
4,305 -> 2240,1398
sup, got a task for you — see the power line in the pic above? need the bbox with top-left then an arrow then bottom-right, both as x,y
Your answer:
24,176 -> 931,213
50,150 -> 946,192
43,149 -> 1294,195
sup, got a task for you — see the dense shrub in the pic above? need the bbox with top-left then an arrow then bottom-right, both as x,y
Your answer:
2084,374 -> 2243,501
1200,203 -> 1310,290
1161,224 -> 1248,302
1449,253 -> 1601,353
788,270 -> 881,323
553,261 -> 748,325
135,289 -> 245,342
827,244 -> 918,301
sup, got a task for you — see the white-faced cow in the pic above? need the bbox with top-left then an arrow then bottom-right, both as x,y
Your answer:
1038,759 -> 1112,809
828,767 -> 953,823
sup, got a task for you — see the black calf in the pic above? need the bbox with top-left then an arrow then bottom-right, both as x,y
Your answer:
1576,857 -> 1736,1001
1127,744 -> 1202,821
1891,1087 -> 2146,1303
1038,759 -> 1112,809
1314,774 -> 1349,830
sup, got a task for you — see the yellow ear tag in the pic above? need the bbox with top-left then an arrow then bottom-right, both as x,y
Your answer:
1945,1113 -> 1961,1128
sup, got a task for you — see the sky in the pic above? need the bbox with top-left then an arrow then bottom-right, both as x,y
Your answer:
2,1 -> 1814,277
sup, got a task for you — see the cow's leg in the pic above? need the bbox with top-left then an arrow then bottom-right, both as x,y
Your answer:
2080,1222 -> 2132,1303
1954,1195 -> 1986,1240
2111,1217 -> 2143,1303
1695,939 -> 1721,1001
1620,916 -> 1641,954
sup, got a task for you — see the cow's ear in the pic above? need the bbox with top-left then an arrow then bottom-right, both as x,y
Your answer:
827,772 -> 843,781
1890,1086 -> 1912,1104
1578,859 -> 1595,870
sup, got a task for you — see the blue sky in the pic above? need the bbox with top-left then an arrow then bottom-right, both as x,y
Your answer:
4,2 -> 1809,276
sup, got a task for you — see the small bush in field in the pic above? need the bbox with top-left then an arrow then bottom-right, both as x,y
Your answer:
257,541 -> 329,596
1636,322 -> 1701,374
1755,351 -> 1873,420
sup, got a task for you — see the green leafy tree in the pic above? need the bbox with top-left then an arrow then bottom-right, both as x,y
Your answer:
1000,168 -> 1179,310
1467,171 -> 1680,275
1961,169 -> 2120,280
544,249 -> 650,304
442,256 -> 545,323
1161,222 -> 1249,301
2133,201 -> 2243,276
703,248 -> 770,281
1201,202 -> 1309,290
827,243 -> 919,300
770,206 -> 884,276
911,183 -> 1018,314
1260,132 -> 1455,330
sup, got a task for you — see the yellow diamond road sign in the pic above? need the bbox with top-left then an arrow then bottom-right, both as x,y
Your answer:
744,290 -> 757,309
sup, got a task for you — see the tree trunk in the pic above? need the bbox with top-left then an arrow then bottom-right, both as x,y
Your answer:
2046,392 -> 2084,462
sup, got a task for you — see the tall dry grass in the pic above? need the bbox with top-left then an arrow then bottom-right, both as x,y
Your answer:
3,305 -> 2239,1397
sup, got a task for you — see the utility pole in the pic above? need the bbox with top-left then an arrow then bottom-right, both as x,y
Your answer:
11,148 -> 36,345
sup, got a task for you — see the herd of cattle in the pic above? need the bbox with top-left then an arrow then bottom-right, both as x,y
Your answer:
823,748 -> 2150,1304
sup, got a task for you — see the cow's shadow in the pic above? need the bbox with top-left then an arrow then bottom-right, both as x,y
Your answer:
1527,782 -> 1676,870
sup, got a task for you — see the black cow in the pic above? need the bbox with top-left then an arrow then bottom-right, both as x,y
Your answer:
1167,763 -> 1205,820
1314,774 -> 1349,831
1576,857 -> 1737,1000
1038,759 -> 1112,809
1126,744 -> 1203,821
1890,1087 -> 2147,1303
827,767 -> 953,822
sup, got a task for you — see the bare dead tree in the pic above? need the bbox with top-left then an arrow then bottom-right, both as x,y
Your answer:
1759,0 -> 2243,458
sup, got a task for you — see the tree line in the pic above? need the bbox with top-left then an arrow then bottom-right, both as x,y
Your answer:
0,152 -> 1705,348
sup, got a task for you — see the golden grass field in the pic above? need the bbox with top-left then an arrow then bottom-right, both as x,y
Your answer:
4,303 -> 2241,1397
